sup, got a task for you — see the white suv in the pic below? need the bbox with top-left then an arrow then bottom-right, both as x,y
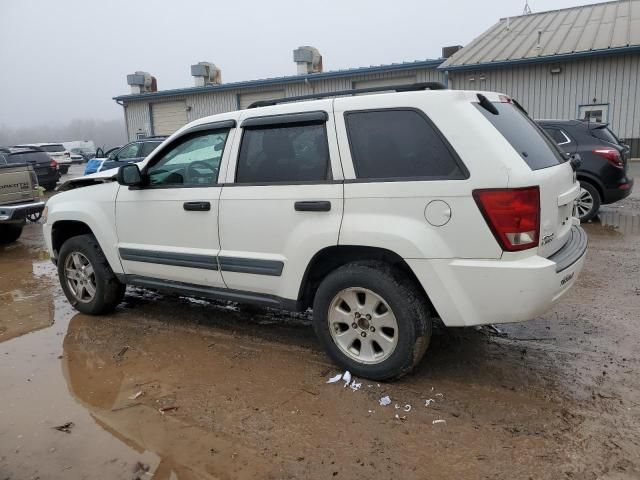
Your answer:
43,84 -> 587,380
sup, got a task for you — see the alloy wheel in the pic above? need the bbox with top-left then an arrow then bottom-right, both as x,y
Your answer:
576,187 -> 594,219
64,251 -> 97,303
328,287 -> 398,365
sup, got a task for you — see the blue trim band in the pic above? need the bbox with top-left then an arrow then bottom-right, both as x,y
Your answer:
113,59 -> 443,102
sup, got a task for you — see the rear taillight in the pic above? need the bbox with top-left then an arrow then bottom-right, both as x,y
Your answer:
50,159 -> 58,168
593,148 -> 623,168
473,187 -> 540,252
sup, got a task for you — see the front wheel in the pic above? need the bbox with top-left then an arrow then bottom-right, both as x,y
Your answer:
58,234 -> 125,314
576,181 -> 601,222
312,261 -> 431,381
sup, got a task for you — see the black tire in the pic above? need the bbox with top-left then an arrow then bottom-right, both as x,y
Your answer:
59,165 -> 69,175
58,234 -> 125,315
577,181 -> 601,222
312,261 -> 431,381
43,183 -> 57,192
0,224 -> 24,244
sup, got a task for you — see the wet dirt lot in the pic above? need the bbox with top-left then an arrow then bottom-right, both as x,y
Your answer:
1,165 -> 639,479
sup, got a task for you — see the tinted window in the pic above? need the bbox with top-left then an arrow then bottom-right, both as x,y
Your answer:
40,144 -> 65,153
147,130 -> 228,187
117,143 -> 140,160
141,141 -> 162,156
475,102 -> 565,170
590,126 -> 620,145
236,124 -> 331,183
8,151 -> 50,164
345,110 -> 465,180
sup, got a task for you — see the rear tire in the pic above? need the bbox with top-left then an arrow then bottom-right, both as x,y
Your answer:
312,261 -> 431,381
58,234 -> 125,315
576,181 -> 601,222
59,165 -> 69,175
43,183 -> 57,192
0,224 -> 24,244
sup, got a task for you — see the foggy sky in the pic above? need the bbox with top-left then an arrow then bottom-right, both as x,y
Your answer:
0,0 -> 604,129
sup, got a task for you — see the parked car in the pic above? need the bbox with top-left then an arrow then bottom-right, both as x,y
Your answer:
0,157 -> 45,243
18,143 -> 72,174
69,148 -> 90,163
84,146 -> 121,175
94,138 -> 165,174
537,120 -> 634,221
0,146 -> 59,191
44,85 -> 586,380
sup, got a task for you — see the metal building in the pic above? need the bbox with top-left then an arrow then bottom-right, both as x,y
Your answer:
441,0 -> 640,155
114,0 -> 640,155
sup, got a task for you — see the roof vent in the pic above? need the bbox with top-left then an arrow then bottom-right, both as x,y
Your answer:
442,45 -> 463,59
126,71 -> 157,94
293,46 -> 323,74
191,62 -> 222,87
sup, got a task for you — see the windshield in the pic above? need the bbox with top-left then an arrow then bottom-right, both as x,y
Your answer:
475,101 -> 566,170
40,144 -> 65,153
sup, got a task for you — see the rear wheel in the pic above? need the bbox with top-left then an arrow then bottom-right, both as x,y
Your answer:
576,181 -> 601,222
59,165 -> 69,175
312,261 -> 431,381
0,224 -> 24,244
43,183 -> 57,192
58,234 -> 125,314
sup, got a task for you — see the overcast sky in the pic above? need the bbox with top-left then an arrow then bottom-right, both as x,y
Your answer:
0,0 -> 605,128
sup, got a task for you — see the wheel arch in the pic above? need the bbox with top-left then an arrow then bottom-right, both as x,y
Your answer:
297,245 -> 438,316
576,173 -> 604,200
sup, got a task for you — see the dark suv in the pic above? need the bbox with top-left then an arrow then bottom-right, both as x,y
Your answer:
86,137 -> 166,175
537,120 -> 634,221
0,146 -> 60,191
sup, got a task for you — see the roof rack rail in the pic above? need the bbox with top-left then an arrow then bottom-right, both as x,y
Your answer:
247,82 -> 446,108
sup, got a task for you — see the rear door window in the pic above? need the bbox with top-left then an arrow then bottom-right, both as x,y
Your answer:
236,123 -> 331,183
475,102 -> 565,170
345,109 -> 466,180
141,141 -> 162,157
117,143 -> 141,160
40,144 -> 65,153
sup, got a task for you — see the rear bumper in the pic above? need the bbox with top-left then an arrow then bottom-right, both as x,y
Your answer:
602,176 -> 634,204
0,200 -> 45,222
407,225 -> 588,327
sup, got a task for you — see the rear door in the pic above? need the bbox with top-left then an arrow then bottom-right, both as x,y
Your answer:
476,101 -> 578,257
218,100 -> 344,301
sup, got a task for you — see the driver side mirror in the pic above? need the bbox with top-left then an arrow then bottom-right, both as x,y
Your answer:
117,163 -> 143,187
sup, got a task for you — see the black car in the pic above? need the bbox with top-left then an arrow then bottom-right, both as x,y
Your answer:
537,120 -> 634,221
0,146 -> 59,191
96,137 -> 166,173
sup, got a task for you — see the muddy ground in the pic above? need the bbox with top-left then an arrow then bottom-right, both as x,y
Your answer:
0,165 -> 639,480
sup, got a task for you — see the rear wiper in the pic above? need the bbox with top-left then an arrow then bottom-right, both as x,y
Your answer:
476,94 -> 498,115
512,98 -> 528,115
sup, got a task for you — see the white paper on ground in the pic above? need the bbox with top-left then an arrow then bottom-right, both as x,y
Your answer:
379,395 -> 391,406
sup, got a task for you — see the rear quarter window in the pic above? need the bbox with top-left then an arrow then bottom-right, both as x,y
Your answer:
476,102 -> 566,170
345,109 -> 467,180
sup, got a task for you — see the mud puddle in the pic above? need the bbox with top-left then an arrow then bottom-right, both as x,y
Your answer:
1,223 -> 640,479
594,209 -> 640,235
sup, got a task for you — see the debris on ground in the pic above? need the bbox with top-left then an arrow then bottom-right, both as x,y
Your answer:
132,461 -> 151,480
326,373 -> 342,384
128,391 -> 143,400
425,399 -> 435,406
403,404 -> 412,412
432,419 -> 446,425
349,381 -> 362,392
379,395 -> 391,406
394,414 -> 407,421
114,346 -> 129,362
158,406 -> 179,415
342,371 -> 352,387
52,422 -> 74,433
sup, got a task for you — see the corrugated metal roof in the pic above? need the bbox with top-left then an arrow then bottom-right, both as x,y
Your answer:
441,0 -> 640,69
114,59 -> 442,102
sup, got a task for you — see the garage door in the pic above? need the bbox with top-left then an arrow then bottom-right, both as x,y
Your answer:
353,76 -> 416,94
151,101 -> 188,136
239,90 -> 285,109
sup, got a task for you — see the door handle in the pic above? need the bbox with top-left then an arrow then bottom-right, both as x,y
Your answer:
294,201 -> 331,212
183,201 -> 211,211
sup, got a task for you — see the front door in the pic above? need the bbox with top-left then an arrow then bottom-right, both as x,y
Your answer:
218,101 -> 344,301
116,127 -> 234,288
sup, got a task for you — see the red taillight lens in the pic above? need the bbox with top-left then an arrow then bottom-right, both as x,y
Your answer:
50,159 -> 58,168
473,187 -> 540,252
593,148 -> 623,168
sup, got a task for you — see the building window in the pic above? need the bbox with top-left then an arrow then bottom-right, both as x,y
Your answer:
578,104 -> 609,124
